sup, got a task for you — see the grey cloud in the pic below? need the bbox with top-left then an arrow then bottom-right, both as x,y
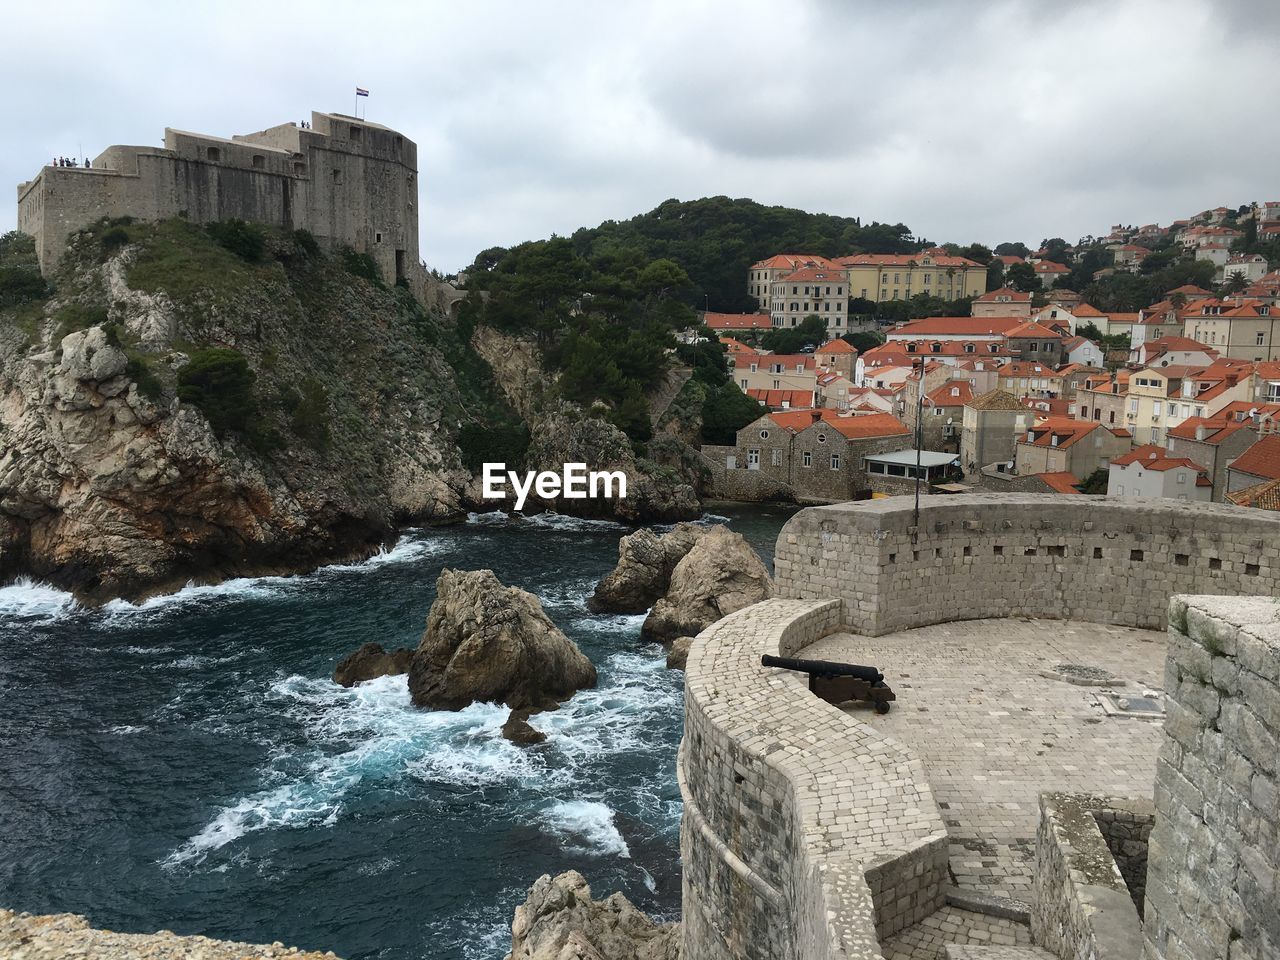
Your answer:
3,0 -> 1279,272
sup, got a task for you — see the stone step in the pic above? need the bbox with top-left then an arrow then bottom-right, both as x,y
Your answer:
944,945 -> 1056,959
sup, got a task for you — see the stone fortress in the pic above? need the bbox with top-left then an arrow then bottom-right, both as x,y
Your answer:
681,494 -> 1279,960
17,110 -> 422,291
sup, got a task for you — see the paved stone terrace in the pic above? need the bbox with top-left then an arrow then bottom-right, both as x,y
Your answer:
802,618 -> 1167,902
880,906 -> 1048,959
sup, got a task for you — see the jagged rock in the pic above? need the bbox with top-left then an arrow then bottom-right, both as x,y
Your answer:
332,642 -> 413,687
408,568 -> 597,711
0,229 -> 473,603
516,404 -> 701,524
665,637 -> 693,671
588,523 -> 703,613
502,708 -> 548,746
641,526 -> 772,643
507,871 -> 680,960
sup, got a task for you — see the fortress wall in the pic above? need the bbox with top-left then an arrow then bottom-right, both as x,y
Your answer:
18,112 -> 420,286
773,494 -> 1280,635
1143,595 -> 1280,960
680,599 -> 948,960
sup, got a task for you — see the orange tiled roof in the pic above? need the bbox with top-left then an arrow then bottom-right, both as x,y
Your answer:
891,316 -> 1025,336
705,311 -> 772,330
1005,320 -> 1066,340
1229,435 -> 1280,481
838,248 -> 982,269
1112,445 -> 1210,474
927,380 -> 975,406
823,413 -> 912,440
746,389 -> 815,409
1036,472 -> 1083,494
780,266 -> 845,283
1034,260 -> 1070,273
767,408 -> 841,432
974,287 -> 1031,303
817,339 -> 857,354
1226,477 -> 1280,510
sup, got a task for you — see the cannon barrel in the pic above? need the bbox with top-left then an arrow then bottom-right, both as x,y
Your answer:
760,654 -> 883,684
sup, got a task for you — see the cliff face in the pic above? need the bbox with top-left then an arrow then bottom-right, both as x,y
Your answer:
0,222 -> 471,602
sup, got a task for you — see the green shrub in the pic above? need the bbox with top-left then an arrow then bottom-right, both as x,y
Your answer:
100,228 -> 130,256
54,303 -> 109,339
0,266 -> 46,307
126,354 -> 163,402
280,377 -> 330,451
457,419 -> 530,473
206,219 -> 265,263
701,382 -> 765,445
340,247 -> 380,284
291,229 -> 320,257
177,347 -> 257,436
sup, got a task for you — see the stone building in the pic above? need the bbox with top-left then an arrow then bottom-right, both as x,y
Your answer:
1166,416 -> 1258,499
971,286 -> 1032,318
1106,445 -> 1212,500
17,110 -> 421,289
1014,417 -> 1131,480
704,409 -> 910,502
960,388 -> 1028,473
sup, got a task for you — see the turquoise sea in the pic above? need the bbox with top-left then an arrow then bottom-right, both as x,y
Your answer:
0,504 -> 796,959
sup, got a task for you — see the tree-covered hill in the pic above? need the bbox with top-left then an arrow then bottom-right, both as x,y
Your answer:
565,196 -> 920,312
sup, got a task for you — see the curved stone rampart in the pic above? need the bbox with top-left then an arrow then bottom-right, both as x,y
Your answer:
773,494 -> 1280,635
679,599 -> 948,960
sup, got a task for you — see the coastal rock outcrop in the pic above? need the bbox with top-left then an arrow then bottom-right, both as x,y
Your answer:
0,226 -> 477,603
408,568 -> 597,711
507,871 -> 680,960
641,525 -> 772,643
665,637 -> 693,671
332,642 -> 413,687
501,708 -> 549,746
587,523 -> 703,613
517,404 -> 700,524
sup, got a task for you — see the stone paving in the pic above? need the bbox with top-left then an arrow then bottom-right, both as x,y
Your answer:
802,618 -> 1168,903
880,906 -> 1048,959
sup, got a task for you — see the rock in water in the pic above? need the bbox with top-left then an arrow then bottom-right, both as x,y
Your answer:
665,637 -> 693,671
501,708 -> 548,746
332,642 -> 413,687
408,569 -> 597,711
641,526 -> 772,644
587,523 -> 703,613
508,871 -> 681,960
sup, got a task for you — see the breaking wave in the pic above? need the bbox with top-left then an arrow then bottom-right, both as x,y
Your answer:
0,577 -> 79,622
541,800 -> 631,858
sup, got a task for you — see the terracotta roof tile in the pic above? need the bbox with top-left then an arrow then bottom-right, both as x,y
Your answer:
1229,435 -> 1280,481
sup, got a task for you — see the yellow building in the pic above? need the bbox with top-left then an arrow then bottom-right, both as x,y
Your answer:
839,248 -> 987,302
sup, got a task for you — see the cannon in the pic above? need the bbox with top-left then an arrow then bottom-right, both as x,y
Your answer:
760,654 -> 896,713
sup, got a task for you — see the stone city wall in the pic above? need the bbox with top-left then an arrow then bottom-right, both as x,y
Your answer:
773,494 -> 1280,635
1031,793 -> 1149,960
1143,595 -> 1280,960
680,598 -> 948,960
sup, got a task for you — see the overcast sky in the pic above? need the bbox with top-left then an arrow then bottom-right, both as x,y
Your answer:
5,0 -> 1278,272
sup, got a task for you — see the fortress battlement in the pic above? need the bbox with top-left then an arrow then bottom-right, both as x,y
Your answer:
681,495 -> 1280,960
17,110 -> 420,288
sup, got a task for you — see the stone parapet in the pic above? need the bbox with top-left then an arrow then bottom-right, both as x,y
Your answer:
1143,595 -> 1280,960
1031,793 -> 1149,960
774,495 -> 1280,635
680,598 -> 948,960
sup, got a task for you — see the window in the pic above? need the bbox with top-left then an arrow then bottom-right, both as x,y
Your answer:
931,343 -> 942,353
1259,332 -> 1267,346
830,454 -> 841,470
375,232 -> 382,244
747,449 -> 760,468
759,429 -> 769,439
816,433 -> 827,443
1027,342 -> 1038,351
1117,484 -> 1124,495
349,125 -> 362,141
989,344 -> 999,353
965,343 -> 975,353
802,451 -> 812,467
1177,472 -> 1186,484
771,449 -> 782,466
251,154 -> 265,169
207,147 -> 221,161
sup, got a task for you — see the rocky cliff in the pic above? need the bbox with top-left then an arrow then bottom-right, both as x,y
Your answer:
0,222 -> 479,601
0,222 -> 705,601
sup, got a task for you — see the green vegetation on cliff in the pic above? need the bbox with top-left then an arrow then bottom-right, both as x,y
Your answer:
563,196 -> 918,312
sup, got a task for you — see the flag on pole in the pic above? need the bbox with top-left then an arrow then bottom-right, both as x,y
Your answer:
356,87 -> 369,97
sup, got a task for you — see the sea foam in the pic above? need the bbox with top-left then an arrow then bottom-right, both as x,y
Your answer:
541,800 -> 631,858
